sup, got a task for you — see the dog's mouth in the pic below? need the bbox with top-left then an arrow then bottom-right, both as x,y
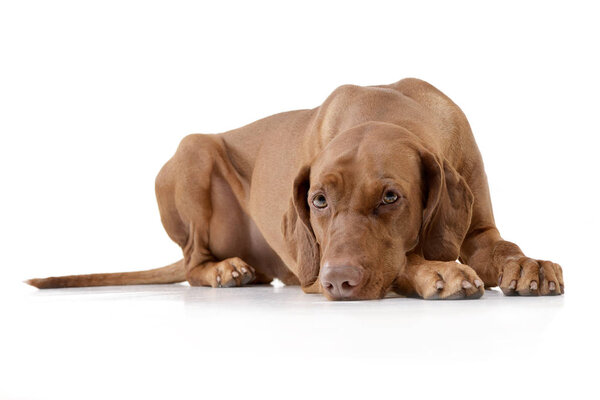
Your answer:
318,267 -> 398,301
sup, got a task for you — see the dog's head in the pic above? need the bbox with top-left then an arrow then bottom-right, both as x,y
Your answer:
283,122 -> 473,300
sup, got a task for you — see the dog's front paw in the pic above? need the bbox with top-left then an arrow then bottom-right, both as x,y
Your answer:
410,261 -> 485,300
498,257 -> 564,296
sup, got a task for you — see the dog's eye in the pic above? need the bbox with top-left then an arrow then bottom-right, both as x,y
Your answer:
382,191 -> 398,204
312,194 -> 328,209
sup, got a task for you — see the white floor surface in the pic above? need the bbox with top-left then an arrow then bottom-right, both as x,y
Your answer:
1,280 -> 596,400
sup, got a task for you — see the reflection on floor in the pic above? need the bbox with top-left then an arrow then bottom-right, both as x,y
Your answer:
0,282 -> 588,400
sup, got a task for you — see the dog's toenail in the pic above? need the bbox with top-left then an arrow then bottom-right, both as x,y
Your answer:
508,280 -> 517,290
530,281 -> 538,291
474,279 -> 483,288
498,274 -> 503,286
435,280 -> 444,290
216,276 -> 221,283
241,268 -> 247,273
549,282 -> 556,291
232,271 -> 239,278
462,280 -> 472,289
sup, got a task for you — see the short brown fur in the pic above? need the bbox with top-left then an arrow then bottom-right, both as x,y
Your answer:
27,78 -> 564,300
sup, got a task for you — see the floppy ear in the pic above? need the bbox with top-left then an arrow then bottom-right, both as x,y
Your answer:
281,165 -> 321,288
419,150 -> 474,261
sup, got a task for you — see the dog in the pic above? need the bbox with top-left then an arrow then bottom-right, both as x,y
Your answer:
27,78 -> 564,300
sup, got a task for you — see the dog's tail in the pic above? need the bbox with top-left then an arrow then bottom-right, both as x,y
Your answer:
25,259 -> 186,289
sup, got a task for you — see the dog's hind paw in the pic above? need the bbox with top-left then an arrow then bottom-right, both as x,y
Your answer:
187,257 -> 256,288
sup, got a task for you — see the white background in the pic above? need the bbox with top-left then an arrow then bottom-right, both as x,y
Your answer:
1,1 -> 598,399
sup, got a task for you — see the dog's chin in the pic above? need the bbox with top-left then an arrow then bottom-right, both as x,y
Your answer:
321,280 -> 395,301
313,266 -> 401,301
322,292 -> 385,301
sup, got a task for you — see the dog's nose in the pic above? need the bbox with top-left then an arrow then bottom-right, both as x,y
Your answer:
320,263 -> 365,300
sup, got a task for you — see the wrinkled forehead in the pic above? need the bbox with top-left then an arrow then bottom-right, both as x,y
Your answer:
310,130 -> 421,189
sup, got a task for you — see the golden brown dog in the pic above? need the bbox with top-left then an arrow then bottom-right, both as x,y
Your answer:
27,78 -> 564,300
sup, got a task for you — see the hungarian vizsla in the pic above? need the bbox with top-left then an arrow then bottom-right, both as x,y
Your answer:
27,78 -> 564,300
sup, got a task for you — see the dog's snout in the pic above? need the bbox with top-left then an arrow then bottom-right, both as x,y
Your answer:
320,262 -> 365,300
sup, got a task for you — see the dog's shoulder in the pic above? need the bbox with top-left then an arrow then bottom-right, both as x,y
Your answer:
324,78 -> 450,108
386,78 -> 454,106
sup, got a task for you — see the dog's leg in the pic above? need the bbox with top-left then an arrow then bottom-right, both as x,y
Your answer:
156,134 -> 261,288
458,172 -> 564,296
393,254 -> 484,299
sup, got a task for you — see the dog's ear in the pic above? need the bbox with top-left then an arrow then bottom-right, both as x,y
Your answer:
281,165 -> 321,289
419,150 -> 474,261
